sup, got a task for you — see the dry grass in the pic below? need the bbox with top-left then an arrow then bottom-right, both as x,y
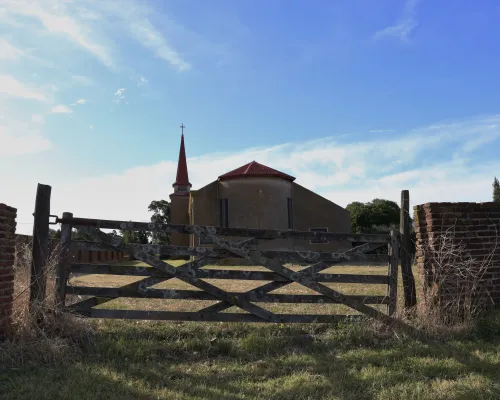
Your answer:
0,238 -> 94,367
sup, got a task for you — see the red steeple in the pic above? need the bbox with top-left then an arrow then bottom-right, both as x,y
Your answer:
173,133 -> 191,190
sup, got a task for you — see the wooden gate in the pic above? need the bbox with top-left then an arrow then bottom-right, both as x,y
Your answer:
54,213 -> 407,329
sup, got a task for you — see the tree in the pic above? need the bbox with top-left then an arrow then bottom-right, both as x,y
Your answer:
49,228 -> 61,239
367,198 -> 400,232
122,228 -> 149,244
345,202 -> 372,233
493,177 -> 500,202
148,200 -> 171,244
346,198 -> 401,234
72,228 -> 95,241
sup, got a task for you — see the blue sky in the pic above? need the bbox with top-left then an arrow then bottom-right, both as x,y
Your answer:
1,0 -> 500,234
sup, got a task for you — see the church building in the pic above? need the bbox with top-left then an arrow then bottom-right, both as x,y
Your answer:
170,133 -> 351,252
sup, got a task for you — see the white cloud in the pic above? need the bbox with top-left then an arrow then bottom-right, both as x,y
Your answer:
51,104 -> 73,113
373,0 -> 420,42
137,76 -> 148,87
31,114 -> 45,124
0,38 -> 24,60
76,98 -> 86,105
0,75 -> 48,102
0,120 -> 52,156
72,75 -> 94,86
114,88 -> 126,97
0,0 -> 113,68
369,129 -> 395,133
114,87 -> 126,103
90,124 -> 94,129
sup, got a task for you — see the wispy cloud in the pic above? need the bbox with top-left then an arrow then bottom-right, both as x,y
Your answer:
76,98 -> 86,105
373,0 -> 420,42
1,0 -> 113,68
51,104 -> 73,114
369,129 -> 396,133
114,87 -> 126,103
0,38 -> 24,60
0,75 -> 47,102
127,17 -> 191,72
137,76 -> 148,87
31,114 -> 44,124
72,75 -> 94,86
0,118 -> 51,156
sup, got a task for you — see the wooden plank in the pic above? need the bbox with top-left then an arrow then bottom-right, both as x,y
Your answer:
400,190 -> 417,310
387,230 -> 400,316
56,211 -> 72,307
68,264 -> 389,284
75,308 -> 366,323
72,240 -> 387,264
66,286 -> 389,304
30,183 -> 51,307
58,216 -> 390,243
79,227 -> 283,323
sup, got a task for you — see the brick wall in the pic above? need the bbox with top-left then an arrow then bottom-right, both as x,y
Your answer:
0,204 -> 16,339
414,202 -> 500,310
15,234 -> 129,264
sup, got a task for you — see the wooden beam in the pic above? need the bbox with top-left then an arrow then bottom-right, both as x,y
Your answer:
58,216 -> 390,243
30,183 -> 51,307
68,264 -> 389,284
75,308 -> 366,323
72,240 -> 388,264
400,190 -> 417,310
66,286 -> 389,304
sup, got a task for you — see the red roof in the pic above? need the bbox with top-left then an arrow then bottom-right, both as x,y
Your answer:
218,161 -> 295,181
173,134 -> 191,187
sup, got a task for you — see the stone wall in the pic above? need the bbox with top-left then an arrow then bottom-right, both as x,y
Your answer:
414,202 -> 500,309
0,204 -> 16,339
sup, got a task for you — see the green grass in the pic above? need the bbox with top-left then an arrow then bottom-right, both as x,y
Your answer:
3,260 -> 500,399
2,316 -> 500,400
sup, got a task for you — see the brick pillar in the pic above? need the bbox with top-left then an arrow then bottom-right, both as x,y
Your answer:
0,204 -> 16,339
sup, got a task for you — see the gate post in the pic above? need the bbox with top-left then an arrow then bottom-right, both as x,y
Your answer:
400,190 -> 417,311
56,212 -> 73,308
29,184 -> 51,309
387,230 -> 400,316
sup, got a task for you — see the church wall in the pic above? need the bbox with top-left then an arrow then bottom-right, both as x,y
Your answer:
292,183 -> 351,252
218,177 -> 293,252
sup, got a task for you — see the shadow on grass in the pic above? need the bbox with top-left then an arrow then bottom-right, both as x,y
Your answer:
2,319 -> 500,400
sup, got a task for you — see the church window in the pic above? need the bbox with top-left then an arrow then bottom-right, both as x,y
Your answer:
309,227 -> 329,244
219,198 -> 229,228
287,197 -> 293,229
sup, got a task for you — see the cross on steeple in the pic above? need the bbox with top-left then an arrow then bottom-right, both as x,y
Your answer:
180,123 -> 185,135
